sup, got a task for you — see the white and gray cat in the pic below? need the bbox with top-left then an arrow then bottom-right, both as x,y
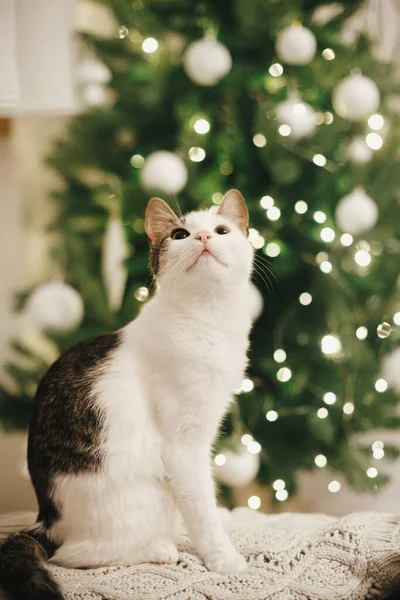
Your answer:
0,189 -> 254,600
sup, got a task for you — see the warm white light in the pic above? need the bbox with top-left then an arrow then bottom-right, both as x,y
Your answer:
356,326 -> 368,340
130,154 -> 145,168
322,48 -> 335,60
373,448 -> 384,460
368,114 -> 384,130
273,479 -> 286,491
355,250 -> 371,267
295,200 -> 308,214
328,480 -> 341,492
253,133 -> 267,148
367,467 -> 378,478
251,235 -> 265,250
189,147 -> 206,162
372,441 -> 384,451
241,434 -> 253,446
316,251 -> 329,264
321,334 -> 342,355
293,102 -> 307,116
393,312 -> 400,325
248,495 -> 261,510
135,286 -> 149,301
320,261 -> 332,273
299,292 -> 312,306
343,402 -> 354,415
248,228 -> 259,243
269,63 -> 283,77
247,441 -> 261,454
277,367 -> 292,382
324,112 -> 334,124
279,124 -> 291,136
265,242 -> 281,257
267,206 -> 281,221
142,37 -> 158,53
313,154 -> 327,167
313,211 -> 327,224
212,192 -> 223,204
340,233 -> 353,246
273,349 -> 287,363
260,195 -> 274,209
366,133 -> 383,150
241,378 -> 254,392
375,378 -> 388,393
266,410 -> 279,422
314,112 -> 324,125
317,407 -> 329,419
276,489 -> 288,501
194,119 -> 210,134
214,454 -> 226,466
320,227 -> 335,243
323,392 -> 336,405
315,454 -> 327,468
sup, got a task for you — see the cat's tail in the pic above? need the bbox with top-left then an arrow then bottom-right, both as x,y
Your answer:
0,528 -> 63,600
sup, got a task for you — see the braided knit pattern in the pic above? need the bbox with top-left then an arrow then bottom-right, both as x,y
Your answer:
1,508 -> 400,599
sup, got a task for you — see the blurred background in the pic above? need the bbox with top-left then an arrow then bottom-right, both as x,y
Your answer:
0,0 -> 400,517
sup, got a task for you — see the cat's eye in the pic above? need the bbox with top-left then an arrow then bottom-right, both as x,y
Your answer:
215,226 -> 230,235
171,228 -> 190,240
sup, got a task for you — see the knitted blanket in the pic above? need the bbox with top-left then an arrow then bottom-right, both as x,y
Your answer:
1,508 -> 400,600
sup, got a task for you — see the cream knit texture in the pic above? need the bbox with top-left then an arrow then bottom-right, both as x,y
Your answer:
1,507 -> 400,599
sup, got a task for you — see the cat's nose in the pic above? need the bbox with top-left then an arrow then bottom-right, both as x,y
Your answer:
195,231 -> 212,244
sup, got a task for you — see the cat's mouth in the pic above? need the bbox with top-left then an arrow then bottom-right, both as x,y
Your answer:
188,249 -> 227,270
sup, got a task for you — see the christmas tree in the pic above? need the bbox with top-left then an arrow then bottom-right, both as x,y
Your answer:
1,0 -> 400,506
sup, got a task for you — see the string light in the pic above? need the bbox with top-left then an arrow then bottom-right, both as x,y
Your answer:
253,133 -> 267,147
377,322 -> 392,338
316,252 -> 328,264
248,495 -> 261,510
247,441 -> 262,454
366,133 -> 383,150
372,441 -> 384,451
294,200 -> 308,214
212,192 -> 223,204
135,286 -> 148,301
323,392 -> 336,405
273,349 -> 287,363
315,454 -> 327,467
367,467 -> 378,478
189,147 -> 206,162
252,235 -> 265,249
320,261 -> 332,273
322,48 -> 335,60
142,37 -> 158,53
220,162 -> 233,175
320,227 -> 335,242
368,114 -> 384,130
340,233 -> 353,246
293,103 -> 307,116
277,367 -> 292,382
317,407 -> 329,419
343,402 -> 354,415
194,119 -> 210,134
314,112 -> 324,125
269,63 -> 283,76
118,26 -> 129,39
356,326 -> 368,340
313,211 -> 327,223
393,312 -> 400,325
321,334 -> 342,355
354,250 -> 371,266
324,112 -> 334,124
375,378 -> 388,393
299,292 -> 312,306
276,489 -> 288,501
267,206 -> 281,221
313,154 -> 327,167
278,124 -> 291,136
265,242 -> 281,257
214,454 -> 226,466
373,448 -> 384,459
272,479 -> 286,491
241,434 -> 253,446
266,410 -> 279,422
241,378 -> 254,392
328,480 -> 341,492
130,154 -> 145,168
260,195 -> 274,209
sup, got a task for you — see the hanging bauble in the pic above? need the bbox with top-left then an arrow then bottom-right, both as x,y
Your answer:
335,187 -> 378,235
102,214 -> 128,311
215,446 -> 260,488
249,283 -> 264,321
141,151 -> 188,194
183,38 -> 232,86
381,348 -> 400,393
276,97 -> 316,140
275,25 -> 317,65
26,281 -> 84,332
346,136 -> 374,164
77,58 -> 112,85
332,74 -> 380,121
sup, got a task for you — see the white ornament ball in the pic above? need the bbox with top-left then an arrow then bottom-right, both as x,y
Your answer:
215,447 -> 260,488
382,348 -> 400,393
335,187 -> 378,235
141,151 -> 188,194
346,136 -> 373,164
276,25 -> 317,66
77,58 -> 112,85
249,283 -> 263,321
332,74 -> 380,121
276,97 -> 316,139
83,83 -> 107,107
27,281 -> 84,333
183,38 -> 232,86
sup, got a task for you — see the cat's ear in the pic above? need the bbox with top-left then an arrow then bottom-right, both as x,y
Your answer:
217,189 -> 249,235
145,197 -> 178,246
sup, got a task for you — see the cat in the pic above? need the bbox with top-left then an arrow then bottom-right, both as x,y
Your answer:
0,189 -> 254,600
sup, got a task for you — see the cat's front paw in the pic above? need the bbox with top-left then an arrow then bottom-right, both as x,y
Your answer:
141,541 -> 179,564
205,548 -> 247,575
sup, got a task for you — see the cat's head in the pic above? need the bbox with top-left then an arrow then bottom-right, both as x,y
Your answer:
145,190 -> 253,294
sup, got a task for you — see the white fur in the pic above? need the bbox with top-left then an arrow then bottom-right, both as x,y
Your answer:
48,209 -> 253,574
